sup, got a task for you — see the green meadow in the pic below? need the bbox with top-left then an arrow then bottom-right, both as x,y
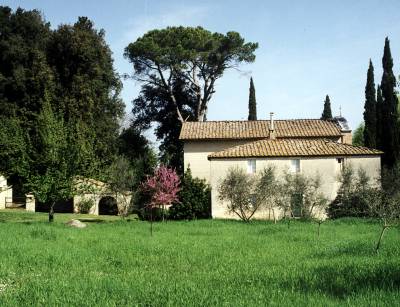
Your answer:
0,210 -> 399,306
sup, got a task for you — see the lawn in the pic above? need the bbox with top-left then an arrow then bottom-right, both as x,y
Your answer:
0,210 -> 399,306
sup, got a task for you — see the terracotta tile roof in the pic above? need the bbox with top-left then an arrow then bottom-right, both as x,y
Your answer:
179,119 -> 342,140
208,139 -> 383,159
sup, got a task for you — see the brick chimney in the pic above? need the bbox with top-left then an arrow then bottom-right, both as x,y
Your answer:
269,112 -> 276,139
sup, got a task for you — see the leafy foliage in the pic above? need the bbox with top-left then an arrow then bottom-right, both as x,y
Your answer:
352,122 -> 365,146
327,165 -> 373,219
0,7 -> 127,199
378,37 -> 400,167
248,77 -> 257,120
26,96 -> 73,221
218,166 -> 278,222
106,156 -> 137,218
47,16 -> 125,168
277,171 -> 328,220
131,77 -> 193,173
321,95 -> 333,120
363,60 -> 377,148
125,26 -> 258,122
169,168 -> 211,220
76,198 -> 94,214
142,166 -> 180,211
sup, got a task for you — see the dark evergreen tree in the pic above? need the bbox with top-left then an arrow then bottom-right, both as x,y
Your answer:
169,167 -> 211,220
132,77 -> 197,174
248,77 -> 257,120
47,17 -> 125,167
376,85 -> 383,150
0,7 -> 127,198
380,37 -> 400,167
363,60 -> 377,148
321,95 -> 333,120
0,7 -> 53,129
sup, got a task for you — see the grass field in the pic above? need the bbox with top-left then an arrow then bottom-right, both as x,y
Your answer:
0,210 -> 399,306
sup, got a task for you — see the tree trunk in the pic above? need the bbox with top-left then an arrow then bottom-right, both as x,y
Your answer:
49,202 -> 55,222
317,221 -> 322,239
375,225 -> 389,253
150,207 -> 153,236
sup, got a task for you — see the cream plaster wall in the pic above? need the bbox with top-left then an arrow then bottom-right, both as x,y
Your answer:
184,140 -> 255,182
0,187 -> 12,210
0,175 -> 12,210
209,155 -> 381,220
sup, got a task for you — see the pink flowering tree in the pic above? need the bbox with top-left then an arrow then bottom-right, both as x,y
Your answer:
142,166 -> 180,234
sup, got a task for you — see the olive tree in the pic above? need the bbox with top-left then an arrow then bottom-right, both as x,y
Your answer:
106,156 -> 137,218
218,166 -> 278,222
276,171 -> 328,235
367,165 -> 400,253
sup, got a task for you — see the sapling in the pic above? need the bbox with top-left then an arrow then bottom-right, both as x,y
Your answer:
366,188 -> 400,253
142,166 -> 180,235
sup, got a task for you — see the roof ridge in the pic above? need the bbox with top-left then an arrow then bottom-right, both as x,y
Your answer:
183,118 -> 335,123
208,138 -> 383,159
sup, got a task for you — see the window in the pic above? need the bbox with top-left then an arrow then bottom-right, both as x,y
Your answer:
337,158 -> 345,171
290,159 -> 300,173
247,160 -> 256,174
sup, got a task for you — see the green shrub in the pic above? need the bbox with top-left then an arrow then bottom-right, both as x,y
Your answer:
169,168 -> 211,220
77,198 -> 94,214
328,166 -> 372,219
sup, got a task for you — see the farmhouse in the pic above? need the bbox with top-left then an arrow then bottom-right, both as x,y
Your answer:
179,114 -> 382,219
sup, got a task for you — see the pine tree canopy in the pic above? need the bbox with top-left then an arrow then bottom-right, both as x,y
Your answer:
248,77 -> 257,120
321,95 -> 333,120
363,60 -> 377,148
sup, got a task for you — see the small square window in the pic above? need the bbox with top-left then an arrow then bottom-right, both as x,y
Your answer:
247,160 -> 256,174
290,159 -> 300,173
337,158 -> 345,171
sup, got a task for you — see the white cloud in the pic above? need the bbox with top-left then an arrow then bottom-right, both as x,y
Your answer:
120,5 -> 208,48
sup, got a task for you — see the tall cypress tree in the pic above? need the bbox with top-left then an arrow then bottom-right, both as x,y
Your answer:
376,85 -> 383,150
363,60 -> 377,148
321,95 -> 333,120
248,77 -> 257,120
380,37 -> 400,167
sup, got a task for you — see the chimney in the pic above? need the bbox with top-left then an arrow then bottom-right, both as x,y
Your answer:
269,112 -> 276,139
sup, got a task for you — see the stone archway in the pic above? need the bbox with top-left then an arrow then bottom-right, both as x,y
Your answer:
98,196 -> 118,215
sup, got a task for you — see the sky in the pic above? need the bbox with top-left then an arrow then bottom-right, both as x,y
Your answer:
4,0 -> 400,135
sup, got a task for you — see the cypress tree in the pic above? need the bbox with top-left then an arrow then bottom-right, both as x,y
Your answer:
363,60 -> 377,148
321,95 -> 333,120
380,37 -> 400,167
376,85 -> 383,150
248,77 -> 257,120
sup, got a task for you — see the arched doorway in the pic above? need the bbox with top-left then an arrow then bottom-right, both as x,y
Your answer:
98,196 -> 118,215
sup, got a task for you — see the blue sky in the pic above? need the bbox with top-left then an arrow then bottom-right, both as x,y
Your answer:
4,0 -> 400,132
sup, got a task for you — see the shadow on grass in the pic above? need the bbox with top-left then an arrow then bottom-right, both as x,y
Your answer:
77,218 -> 106,223
314,241 -> 374,258
281,264 -> 400,298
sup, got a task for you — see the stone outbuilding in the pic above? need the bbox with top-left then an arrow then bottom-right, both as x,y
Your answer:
0,175 -> 12,210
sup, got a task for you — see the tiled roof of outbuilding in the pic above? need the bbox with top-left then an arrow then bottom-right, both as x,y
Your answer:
208,139 -> 382,159
179,119 -> 342,140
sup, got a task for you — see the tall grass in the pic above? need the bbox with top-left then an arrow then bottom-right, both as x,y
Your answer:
0,211 -> 399,306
